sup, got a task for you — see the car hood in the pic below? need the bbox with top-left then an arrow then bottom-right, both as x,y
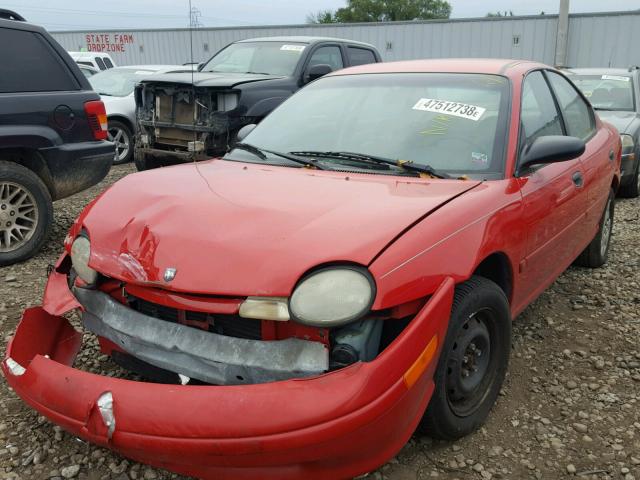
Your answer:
596,110 -> 637,134
138,71 -> 285,88
81,160 -> 480,296
100,94 -> 134,114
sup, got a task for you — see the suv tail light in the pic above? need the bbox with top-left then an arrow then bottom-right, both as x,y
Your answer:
84,100 -> 108,140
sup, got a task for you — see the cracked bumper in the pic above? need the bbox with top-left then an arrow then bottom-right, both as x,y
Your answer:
2,277 -> 454,480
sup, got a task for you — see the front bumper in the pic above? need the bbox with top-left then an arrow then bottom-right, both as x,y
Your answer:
3,276 -> 454,479
39,140 -> 114,200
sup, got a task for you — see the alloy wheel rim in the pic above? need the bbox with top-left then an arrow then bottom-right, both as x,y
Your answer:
0,182 -> 38,253
108,127 -> 130,162
445,308 -> 496,417
600,199 -> 612,257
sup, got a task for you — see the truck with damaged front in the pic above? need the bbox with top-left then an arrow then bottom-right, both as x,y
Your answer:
133,36 -> 381,170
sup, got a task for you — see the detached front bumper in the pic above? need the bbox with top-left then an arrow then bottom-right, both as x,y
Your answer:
2,276 -> 453,479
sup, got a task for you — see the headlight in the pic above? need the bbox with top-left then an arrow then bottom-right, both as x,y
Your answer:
621,134 -> 635,155
70,235 -> 98,285
289,267 -> 375,327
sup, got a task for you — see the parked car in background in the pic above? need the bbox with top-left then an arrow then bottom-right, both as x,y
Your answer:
134,36 -> 382,170
3,59 -> 620,478
0,11 -> 113,266
78,64 -> 99,78
566,67 -> 640,197
69,51 -> 116,71
89,65 -> 188,164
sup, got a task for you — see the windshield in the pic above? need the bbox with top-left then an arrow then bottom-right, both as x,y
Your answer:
571,74 -> 635,111
231,73 -> 510,178
88,68 -> 157,96
201,41 -> 306,76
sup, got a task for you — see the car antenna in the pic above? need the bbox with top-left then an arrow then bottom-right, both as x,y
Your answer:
189,0 -> 197,167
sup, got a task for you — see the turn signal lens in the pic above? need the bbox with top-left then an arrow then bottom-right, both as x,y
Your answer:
403,335 -> 439,389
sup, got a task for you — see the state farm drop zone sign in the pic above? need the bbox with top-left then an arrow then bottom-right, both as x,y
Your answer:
85,34 -> 135,53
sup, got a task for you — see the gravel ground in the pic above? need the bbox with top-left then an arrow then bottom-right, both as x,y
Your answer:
1,163 -> 639,480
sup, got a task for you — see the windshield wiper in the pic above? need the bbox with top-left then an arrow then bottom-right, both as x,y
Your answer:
96,92 -> 113,96
289,151 -> 450,179
245,71 -> 271,75
233,143 -> 325,170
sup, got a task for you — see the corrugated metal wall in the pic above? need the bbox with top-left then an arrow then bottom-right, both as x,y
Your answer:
50,11 -> 640,68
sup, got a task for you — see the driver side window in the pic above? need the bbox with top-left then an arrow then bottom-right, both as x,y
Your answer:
308,46 -> 344,71
520,71 -> 564,149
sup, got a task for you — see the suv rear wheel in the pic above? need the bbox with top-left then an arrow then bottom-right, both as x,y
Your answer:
0,161 -> 52,266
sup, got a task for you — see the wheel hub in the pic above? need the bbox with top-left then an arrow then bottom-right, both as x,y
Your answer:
0,182 -> 38,253
446,312 -> 493,416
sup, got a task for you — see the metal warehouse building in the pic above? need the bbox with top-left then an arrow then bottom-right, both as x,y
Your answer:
51,10 -> 640,68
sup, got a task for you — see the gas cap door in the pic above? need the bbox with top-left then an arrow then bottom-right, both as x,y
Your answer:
53,105 -> 75,130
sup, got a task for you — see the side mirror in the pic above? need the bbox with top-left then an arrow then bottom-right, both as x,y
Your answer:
236,124 -> 257,143
518,135 -> 585,174
304,64 -> 332,84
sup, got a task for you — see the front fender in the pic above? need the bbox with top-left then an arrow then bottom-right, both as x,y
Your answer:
370,179 -> 524,309
244,96 -> 289,117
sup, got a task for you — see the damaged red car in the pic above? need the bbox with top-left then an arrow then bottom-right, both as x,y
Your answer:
3,59 -> 621,479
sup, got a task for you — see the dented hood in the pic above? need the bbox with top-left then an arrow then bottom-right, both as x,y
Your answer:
82,160 -> 480,296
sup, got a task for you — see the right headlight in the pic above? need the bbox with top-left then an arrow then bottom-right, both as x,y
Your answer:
621,134 -> 635,155
70,235 -> 98,285
289,267 -> 375,327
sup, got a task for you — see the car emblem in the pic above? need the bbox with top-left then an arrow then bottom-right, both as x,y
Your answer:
163,267 -> 177,282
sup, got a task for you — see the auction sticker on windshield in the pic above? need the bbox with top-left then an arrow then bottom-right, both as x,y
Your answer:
602,74 -> 630,82
413,98 -> 486,121
281,45 -> 305,52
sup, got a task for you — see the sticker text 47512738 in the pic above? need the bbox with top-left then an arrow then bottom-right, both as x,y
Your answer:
413,98 -> 486,121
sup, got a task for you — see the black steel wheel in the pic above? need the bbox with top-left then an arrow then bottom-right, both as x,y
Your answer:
419,276 -> 511,440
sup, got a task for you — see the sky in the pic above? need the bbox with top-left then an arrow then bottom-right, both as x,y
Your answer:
5,0 -> 639,31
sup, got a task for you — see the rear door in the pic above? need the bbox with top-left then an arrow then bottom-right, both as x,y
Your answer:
545,70 -> 613,238
516,70 -> 587,304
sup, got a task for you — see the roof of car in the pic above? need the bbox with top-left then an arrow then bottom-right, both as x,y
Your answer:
236,36 -> 376,48
565,67 -> 636,76
330,58 -> 547,77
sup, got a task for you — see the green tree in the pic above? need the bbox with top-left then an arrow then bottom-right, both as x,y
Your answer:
307,0 -> 451,24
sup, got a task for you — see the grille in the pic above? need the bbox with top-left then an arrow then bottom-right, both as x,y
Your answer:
128,296 -> 262,340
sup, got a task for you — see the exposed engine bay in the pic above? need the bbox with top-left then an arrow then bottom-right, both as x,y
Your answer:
134,83 -> 255,166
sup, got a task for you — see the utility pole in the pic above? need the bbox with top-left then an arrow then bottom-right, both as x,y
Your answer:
554,0 -> 570,67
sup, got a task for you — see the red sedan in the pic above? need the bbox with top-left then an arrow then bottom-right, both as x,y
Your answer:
3,59 -> 621,479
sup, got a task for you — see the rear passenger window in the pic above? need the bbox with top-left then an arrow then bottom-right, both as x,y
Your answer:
103,57 -> 114,68
0,29 -> 78,93
520,71 -> 564,148
546,71 -> 595,140
95,57 -> 107,70
348,47 -> 377,66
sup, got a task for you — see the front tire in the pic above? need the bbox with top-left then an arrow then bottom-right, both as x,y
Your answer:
0,161 -> 53,266
575,188 -> 614,268
419,276 -> 511,440
108,120 -> 133,165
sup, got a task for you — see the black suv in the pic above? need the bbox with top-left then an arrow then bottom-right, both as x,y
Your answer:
134,36 -> 382,170
0,9 -> 114,266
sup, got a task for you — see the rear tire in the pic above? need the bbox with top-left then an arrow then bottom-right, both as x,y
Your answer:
418,276 -> 511,440
134,148 -> 161,171
0,161 -> 53,266
575,188 -> 614,268
108,120 -> 133,165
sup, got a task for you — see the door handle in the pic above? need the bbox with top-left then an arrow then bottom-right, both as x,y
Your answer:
572,171 -> 584,187
609,150 -> 615,161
